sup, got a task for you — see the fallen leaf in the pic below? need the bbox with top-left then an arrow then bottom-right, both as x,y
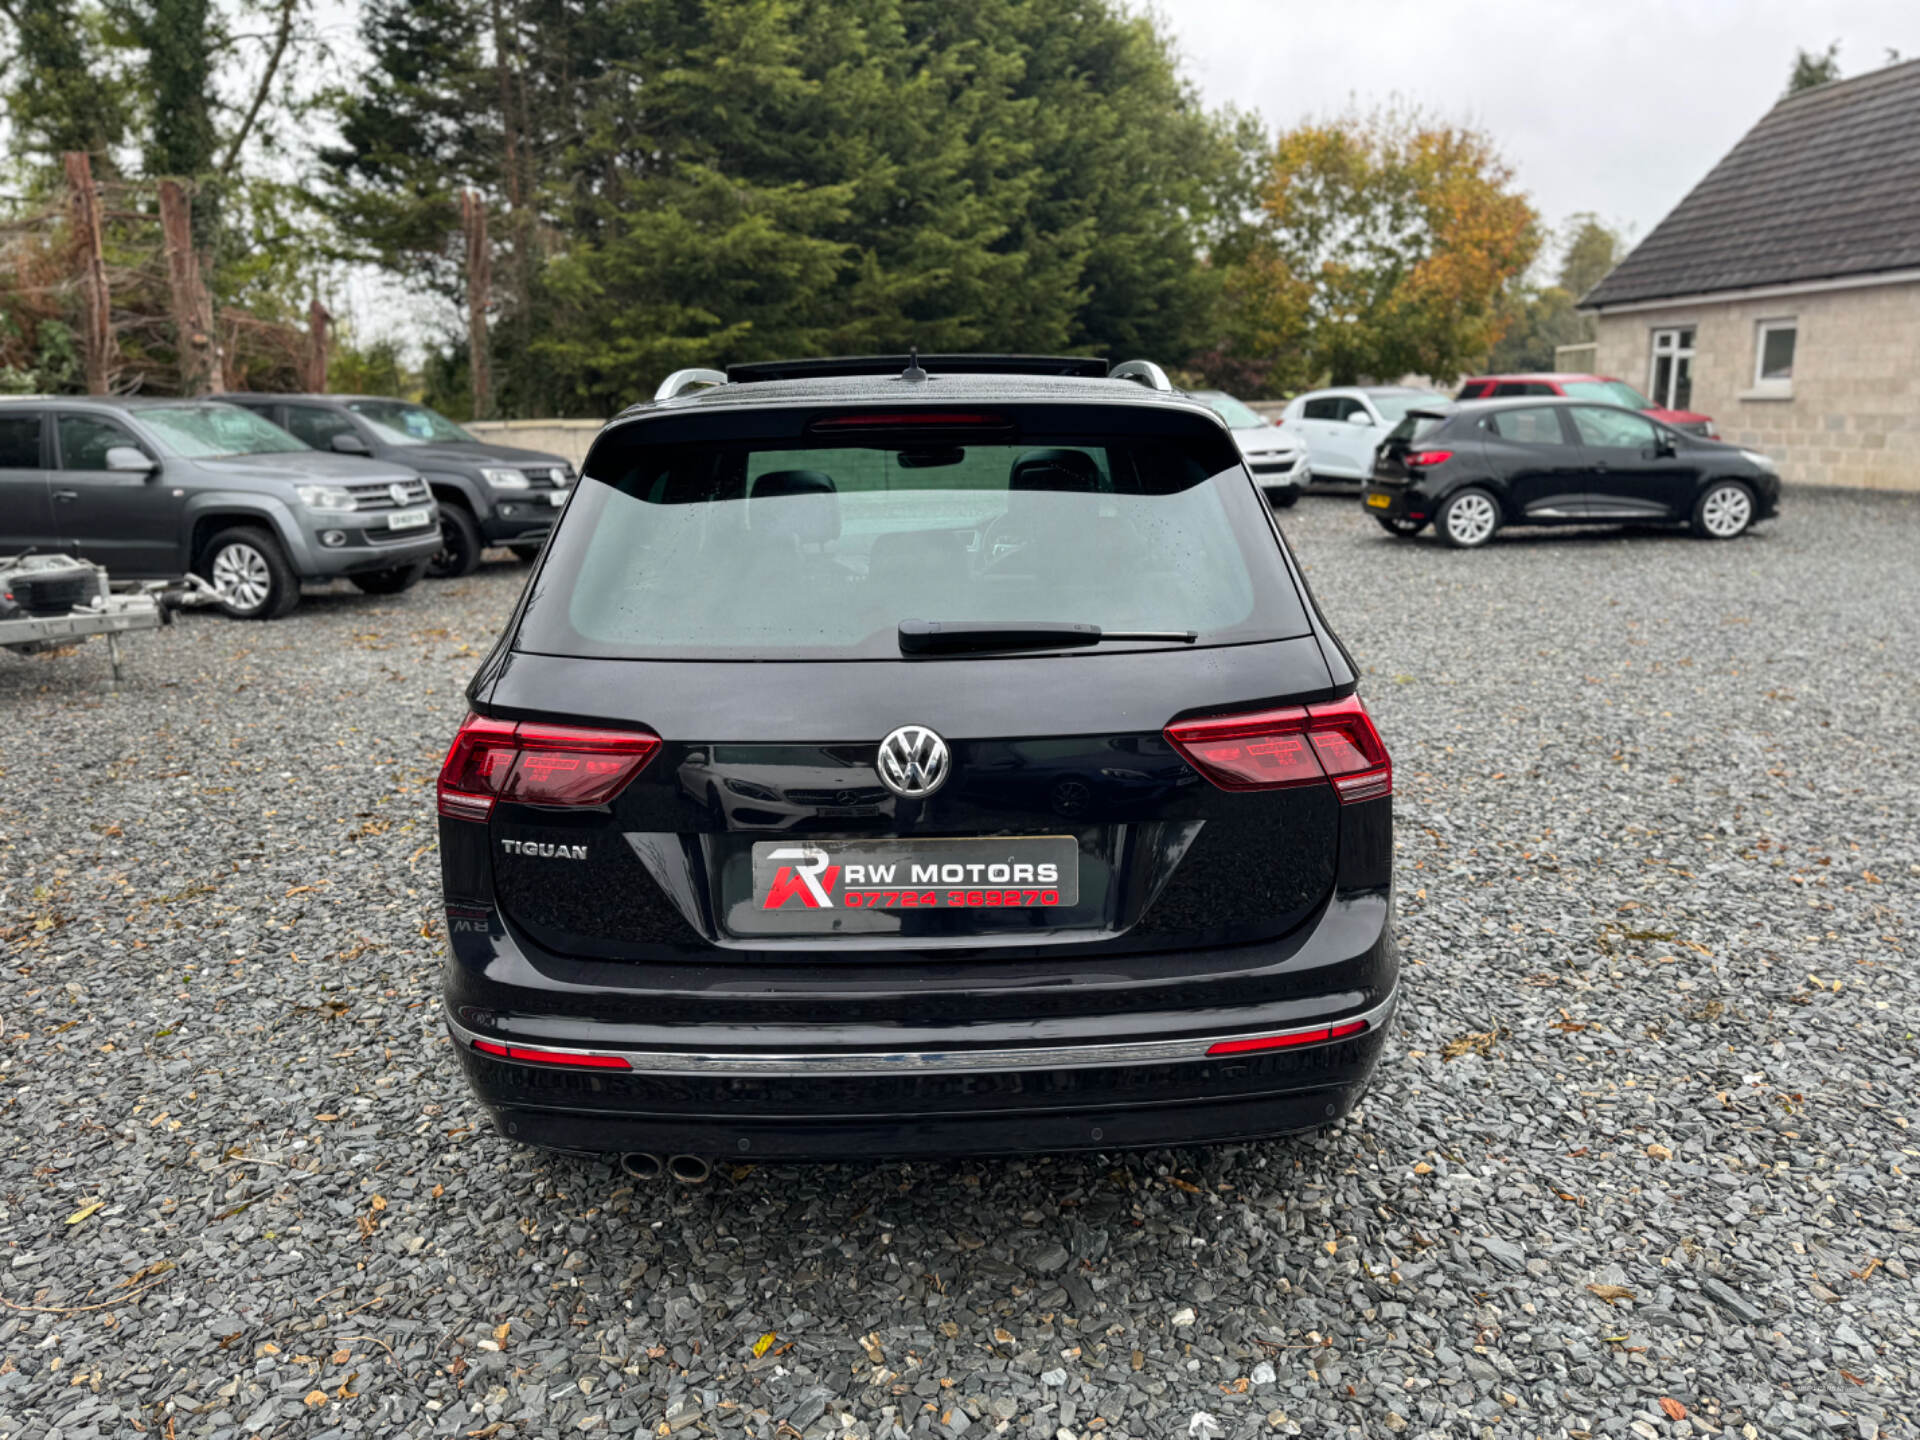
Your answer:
369,1195 -> 388,1211
1586,1284 -> 1635,1304
751,1331 -> 777,1358
305,1390 -> 328,1408
860,1332 -> 885,1365
65,1199 -> 105,1226
1660,1397 -> 1687,1421
1645,1143 -> 1673,1161
330,1349 -> 351,1365
493,1321 -> 509,1344
1412,1162 -> 1432,1175
1168,1177 -> 1202,1194
315,1113 -> 339,1123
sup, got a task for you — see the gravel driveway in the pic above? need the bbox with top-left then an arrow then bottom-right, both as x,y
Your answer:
2,490 -> 1915,1440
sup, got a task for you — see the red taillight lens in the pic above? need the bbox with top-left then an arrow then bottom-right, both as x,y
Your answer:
1165,693 -> 1391,803
472,1038 -> 631,1070
437,714 -> 660,820
1403,449 -> 1453,467
1207,1019 -> 1368,1056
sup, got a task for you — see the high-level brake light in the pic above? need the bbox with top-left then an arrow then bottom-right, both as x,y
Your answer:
1165,693 -> 1391,803
437,714 -> 660,820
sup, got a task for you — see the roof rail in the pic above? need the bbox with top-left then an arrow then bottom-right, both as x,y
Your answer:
726,354 -> 1109,383
654,368 -> 729,402
1108,359 -> 1172,392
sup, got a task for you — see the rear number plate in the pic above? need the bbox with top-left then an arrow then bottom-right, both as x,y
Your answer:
1365,492 -> 1392,509
750,836 -> 1078,913
387,507 -> 432,530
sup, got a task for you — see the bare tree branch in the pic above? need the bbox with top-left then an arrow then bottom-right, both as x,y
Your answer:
218,0 -> 298,177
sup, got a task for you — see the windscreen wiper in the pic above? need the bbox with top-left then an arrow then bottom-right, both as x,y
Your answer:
898,620 -> 1198,655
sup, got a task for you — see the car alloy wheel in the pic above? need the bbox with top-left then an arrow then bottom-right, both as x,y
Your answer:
210,540 -> 272,613
1440,490 -> 1498,548
1698,482 -> 1753,539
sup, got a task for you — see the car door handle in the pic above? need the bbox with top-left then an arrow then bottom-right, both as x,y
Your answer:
53,489 -> 79,502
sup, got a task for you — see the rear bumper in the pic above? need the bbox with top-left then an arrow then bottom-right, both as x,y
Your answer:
443,889 -> 1399,1160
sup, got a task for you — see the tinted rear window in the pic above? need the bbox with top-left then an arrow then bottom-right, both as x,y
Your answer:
1384,413 -> 1449,445
514,427 -> 1309,660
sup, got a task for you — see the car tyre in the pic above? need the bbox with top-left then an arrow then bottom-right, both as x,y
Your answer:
1691,480 -> 1754,540
350,562 -> 428,596
199,526 -> 299,620
1375,514 -> 1428,538
508,542 -> 544,564
1267,487 -> 1300,509
430,502 -> 483,578
1436,488 -> 1500,549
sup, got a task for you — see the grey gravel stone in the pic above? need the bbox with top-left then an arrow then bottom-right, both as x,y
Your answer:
1,491 -> 1916,1440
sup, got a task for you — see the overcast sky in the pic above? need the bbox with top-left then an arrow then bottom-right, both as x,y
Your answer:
1159,0 -> 1914,259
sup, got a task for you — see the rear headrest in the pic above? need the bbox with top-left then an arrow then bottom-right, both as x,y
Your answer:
1009,448 -> 1100,493
750,468 -> 839,545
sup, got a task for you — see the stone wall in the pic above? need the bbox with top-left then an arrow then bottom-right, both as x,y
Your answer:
1591,280 -> 1920,492
464,418 -> 605,468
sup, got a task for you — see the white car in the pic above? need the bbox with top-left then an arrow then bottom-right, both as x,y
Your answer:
1277,386 -> 1451,484
1190,390 -> 1310,507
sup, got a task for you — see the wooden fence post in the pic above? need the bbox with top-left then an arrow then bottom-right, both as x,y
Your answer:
63,152 -> 114,394
305,299 -> 332,392
461,190 -> 494,420
157,179 -> 227,394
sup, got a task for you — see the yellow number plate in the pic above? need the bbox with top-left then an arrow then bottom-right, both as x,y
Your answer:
1365,492 -> 1392,509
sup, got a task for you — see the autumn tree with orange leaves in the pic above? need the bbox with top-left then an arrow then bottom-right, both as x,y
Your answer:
1209,110 -> 1539,392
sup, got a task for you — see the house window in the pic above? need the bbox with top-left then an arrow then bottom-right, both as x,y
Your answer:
1648,327 -> 1694,411
1755,319 -> 1796,390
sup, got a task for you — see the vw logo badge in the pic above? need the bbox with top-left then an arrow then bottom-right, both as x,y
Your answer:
388,482 -> 411,506
876,724 -> 950,799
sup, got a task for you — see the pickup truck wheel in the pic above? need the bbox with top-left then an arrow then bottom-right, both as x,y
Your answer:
429,502 -> 483,578
200,527 -> 299,620
350,561 -> 427,595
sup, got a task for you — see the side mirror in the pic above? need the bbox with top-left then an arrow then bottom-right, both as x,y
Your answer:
330,432 -> 371,456
1345,411 -> 1374,427
1652,433 -> 1676,458
105,445 -> 156,473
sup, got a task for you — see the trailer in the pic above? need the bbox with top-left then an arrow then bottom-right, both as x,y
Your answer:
0,555 -> 206,684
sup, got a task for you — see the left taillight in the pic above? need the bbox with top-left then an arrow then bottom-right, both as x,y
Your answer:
1403,449 -> 1453,468
1165,693 -> 1391,804
437,713 -> 661,821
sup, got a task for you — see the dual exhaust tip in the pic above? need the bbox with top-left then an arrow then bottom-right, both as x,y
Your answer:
622,1151 -> 711,1185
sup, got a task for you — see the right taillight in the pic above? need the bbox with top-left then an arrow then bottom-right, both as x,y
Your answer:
437,713 -> 661,820
1403,449 -> 1453,467
1165,693 -> 1391,803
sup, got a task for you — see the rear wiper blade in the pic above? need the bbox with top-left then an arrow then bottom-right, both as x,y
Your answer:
898,620 -> 1198,654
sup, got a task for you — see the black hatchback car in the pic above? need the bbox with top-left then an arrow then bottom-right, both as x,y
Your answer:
436,355 -> 1397,1170
1363,397 -> 1780,548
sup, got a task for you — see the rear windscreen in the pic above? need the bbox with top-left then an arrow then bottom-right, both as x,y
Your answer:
512,430 -> 1311,660
1384,413 -> 1449,445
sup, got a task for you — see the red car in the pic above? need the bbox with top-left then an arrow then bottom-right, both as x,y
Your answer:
1456,373 -> 1719,439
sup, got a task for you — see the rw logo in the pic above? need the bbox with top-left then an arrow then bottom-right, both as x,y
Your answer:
762,846 -> 840,909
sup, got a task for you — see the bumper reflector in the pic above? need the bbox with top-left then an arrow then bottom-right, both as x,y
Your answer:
1206,1019 -> 1368,1057
471,1038 -> 632,1070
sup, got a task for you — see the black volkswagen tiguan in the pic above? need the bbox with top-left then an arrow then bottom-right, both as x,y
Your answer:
436,355 -> 1397,1171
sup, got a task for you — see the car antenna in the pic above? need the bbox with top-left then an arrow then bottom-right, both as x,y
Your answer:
901,346 -> 928,383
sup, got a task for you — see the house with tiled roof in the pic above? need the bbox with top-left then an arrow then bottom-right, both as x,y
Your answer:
1581,58 -> 1920,492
